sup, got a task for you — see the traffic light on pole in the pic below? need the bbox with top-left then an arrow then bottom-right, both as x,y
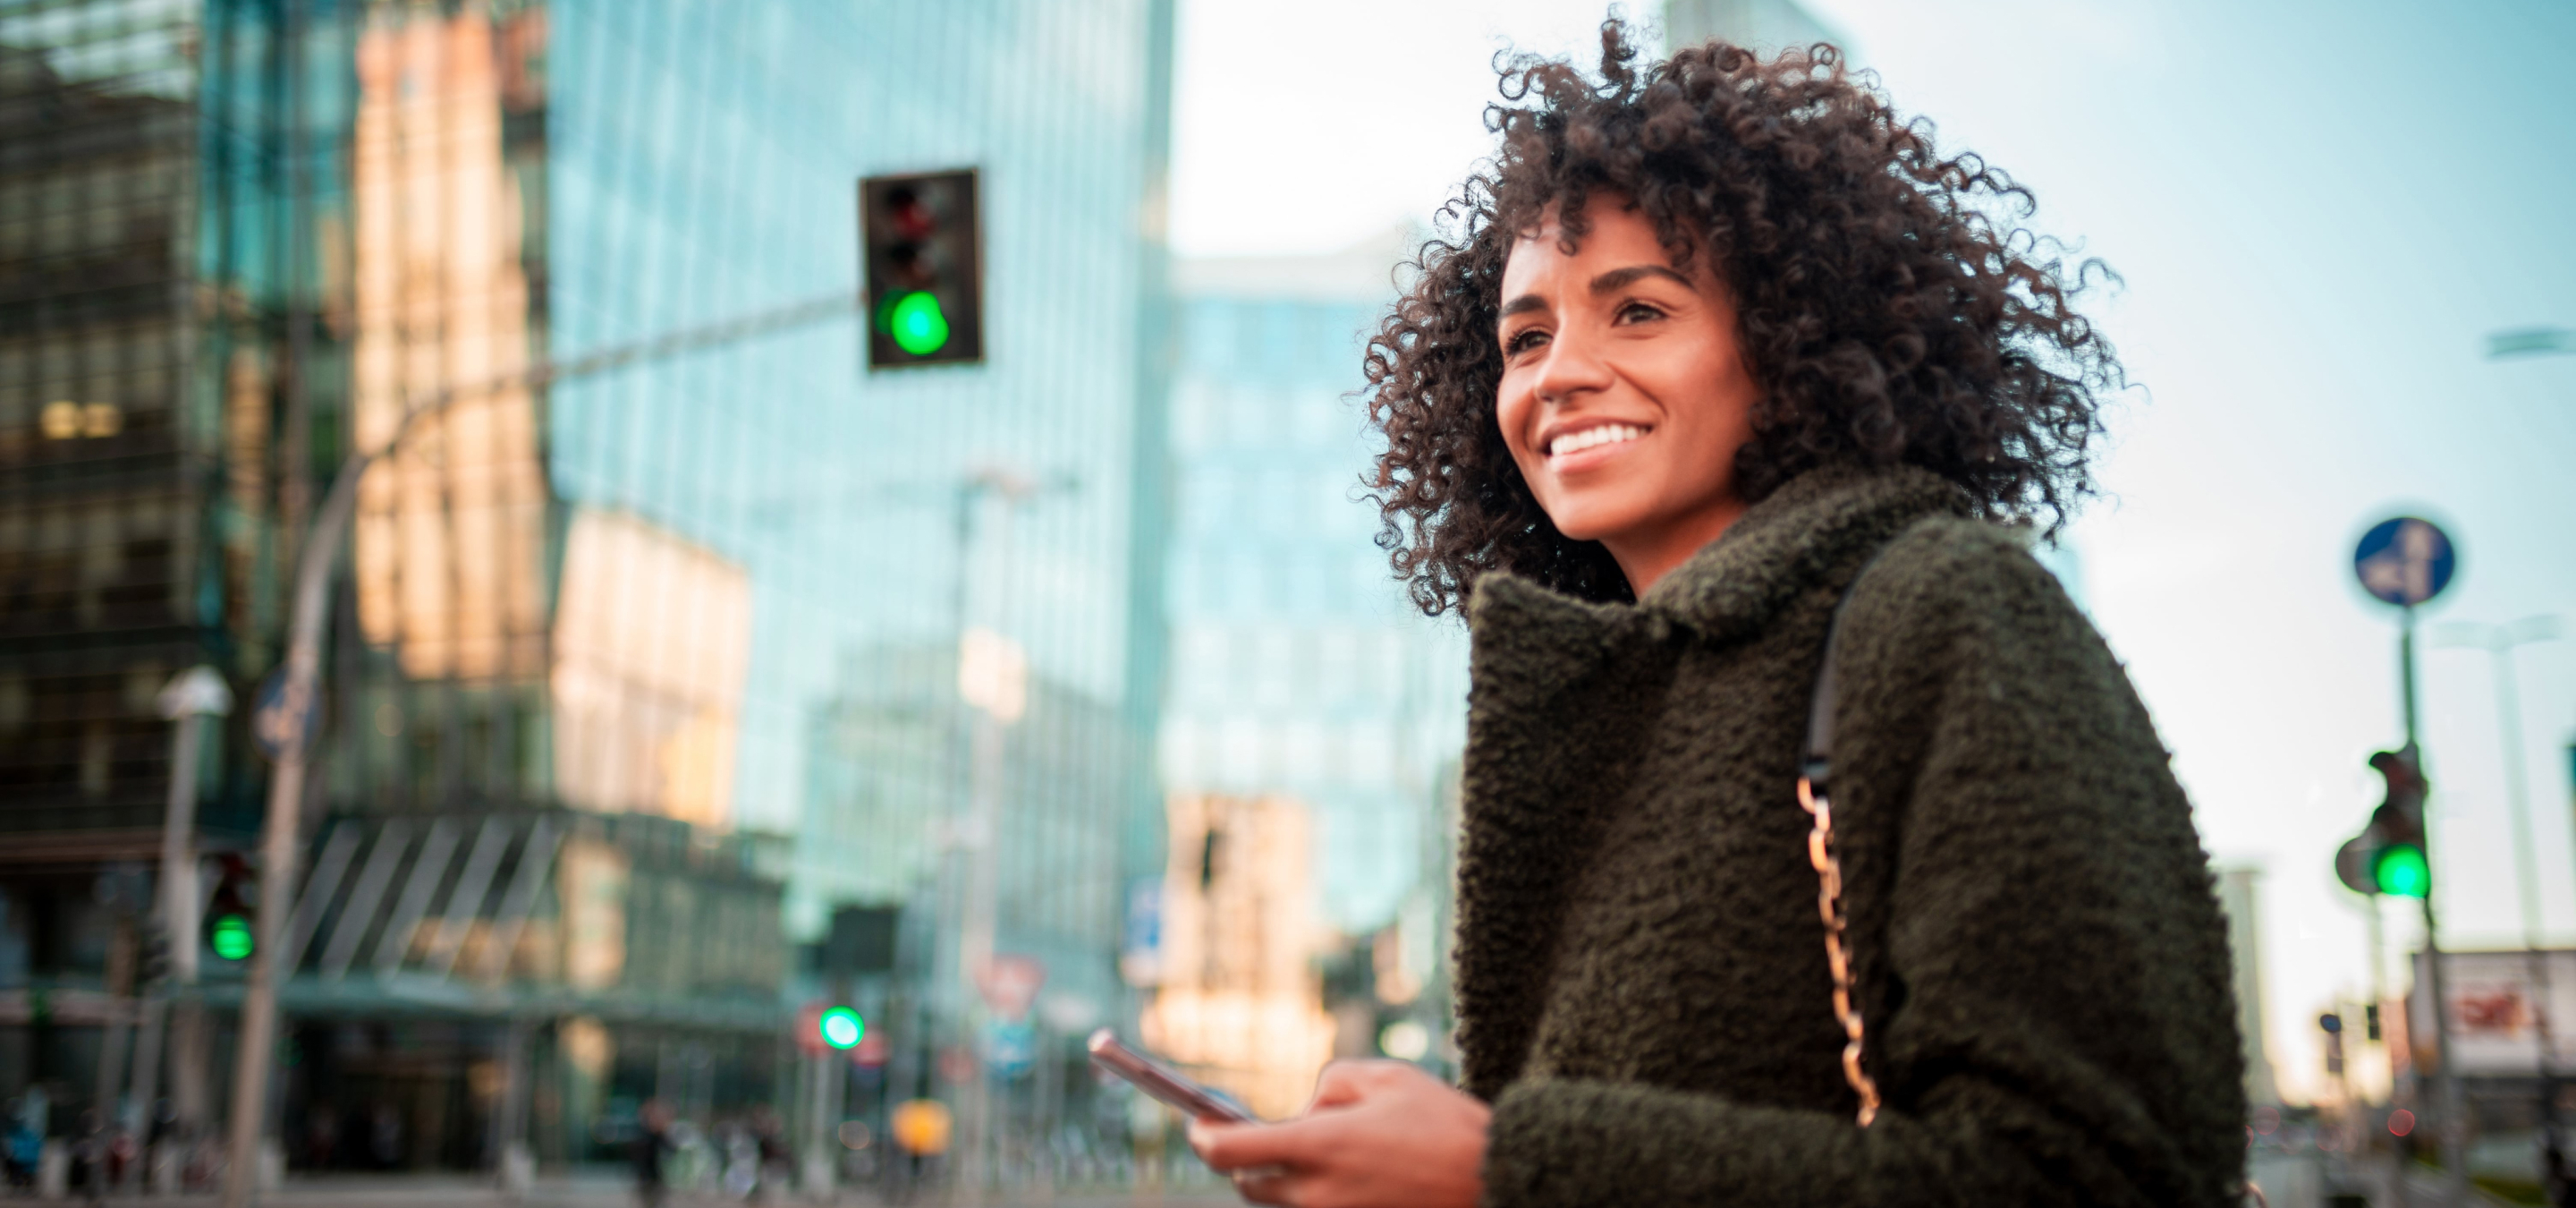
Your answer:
795,1001 -> 866,1055
2334,744 -> 2430,899
820,1006 -> 863,1051
860,169 -> 982,369
205,855 -> 257,961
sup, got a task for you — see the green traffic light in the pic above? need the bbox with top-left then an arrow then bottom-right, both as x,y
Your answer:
2373,844 -> 2430,898
888,292 -> 950,355
210,914 -> 255,961
820,1006 -> 864,1050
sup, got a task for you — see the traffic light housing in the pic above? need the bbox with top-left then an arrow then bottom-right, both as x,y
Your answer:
861,170 -> 982,369
2335,744 -> 2430,898
821,905 -> 900,977
205,855 -> 257,961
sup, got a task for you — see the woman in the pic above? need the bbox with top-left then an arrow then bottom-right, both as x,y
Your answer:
1190,21 -> 2245,1208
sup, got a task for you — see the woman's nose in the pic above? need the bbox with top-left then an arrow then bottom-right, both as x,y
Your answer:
1533,326 -> 1614,404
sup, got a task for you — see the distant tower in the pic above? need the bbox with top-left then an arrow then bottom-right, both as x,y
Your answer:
2216,867 -> 2284,1105
1664,0 -> 1851,57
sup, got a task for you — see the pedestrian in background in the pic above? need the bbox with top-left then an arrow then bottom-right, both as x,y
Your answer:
631,1099 -> 674,1208
2,1100 -> 33,1193
1191,16 -> 2245,1208
65,1110 -> 102,1206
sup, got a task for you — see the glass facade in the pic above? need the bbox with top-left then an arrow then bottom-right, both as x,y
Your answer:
0,0 -> 1177,1183
534,0 -> 1175,961
0,0 -> 270,840
1160,228 -> 1467,934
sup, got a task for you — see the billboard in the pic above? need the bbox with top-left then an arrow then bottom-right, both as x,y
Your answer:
2410,949 -> 2576,1076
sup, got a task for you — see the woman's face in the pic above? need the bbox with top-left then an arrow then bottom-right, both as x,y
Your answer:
1496,196 -> 1760,593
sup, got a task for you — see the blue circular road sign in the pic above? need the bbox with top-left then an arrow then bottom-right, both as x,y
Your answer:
2352,516 -> 2455,607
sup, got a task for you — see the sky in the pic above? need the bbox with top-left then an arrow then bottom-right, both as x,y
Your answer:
1169,0 -> 2576,1103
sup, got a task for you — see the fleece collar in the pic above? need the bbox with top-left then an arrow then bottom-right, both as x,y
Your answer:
1469,464 -> 1973,651
1634,464 -> 1974,642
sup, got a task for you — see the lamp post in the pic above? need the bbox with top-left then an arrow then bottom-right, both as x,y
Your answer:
214,288 -> 860,1208
942,466 -> 1072,1204
127,668 -> 231,1152
2431,617 -> 2563,950
2433,616 -> 2567,1184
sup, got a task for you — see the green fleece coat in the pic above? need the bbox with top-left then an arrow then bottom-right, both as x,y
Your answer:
1456,466 -> 2244,1207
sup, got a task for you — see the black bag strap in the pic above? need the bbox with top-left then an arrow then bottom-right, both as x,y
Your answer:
1801,548 -> 1887,795
1796,543 -> 1892,1126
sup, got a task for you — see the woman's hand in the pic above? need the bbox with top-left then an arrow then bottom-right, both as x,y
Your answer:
1187,1059 -> 1490,1208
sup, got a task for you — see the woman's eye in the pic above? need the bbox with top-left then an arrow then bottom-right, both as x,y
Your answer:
1504,328 -> 1549,355
1615,301 -> 1665,324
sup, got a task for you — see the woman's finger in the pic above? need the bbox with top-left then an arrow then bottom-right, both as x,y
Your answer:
1306,1057 -> 1417,1111
1231,1167 -> 1301,1206
1189,1116 -> 1331,1173
1305,1061 -> 1370,1111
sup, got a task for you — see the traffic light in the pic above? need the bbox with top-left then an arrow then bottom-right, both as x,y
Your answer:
819,1005 -> 864,1051
821,905 -> 900,977
205,855 -> 257,961
2334,744 -> 2430,899
860,169 -> 983,369
794,1001 -> 867,1056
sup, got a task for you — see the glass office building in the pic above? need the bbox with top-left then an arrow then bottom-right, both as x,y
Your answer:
1160,228 -> 1467,938
0,0 -> 307,1147
0,0 -> 1174,1179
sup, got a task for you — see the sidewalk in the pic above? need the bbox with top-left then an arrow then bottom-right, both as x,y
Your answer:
59,1174 -> 1243,1208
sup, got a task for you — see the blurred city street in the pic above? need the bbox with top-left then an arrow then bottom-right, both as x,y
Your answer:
41,1176 -> 1245,1208
2,0 -> 2572,1204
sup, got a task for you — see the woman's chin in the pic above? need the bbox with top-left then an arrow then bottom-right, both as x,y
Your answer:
1542,501 -> 1641,547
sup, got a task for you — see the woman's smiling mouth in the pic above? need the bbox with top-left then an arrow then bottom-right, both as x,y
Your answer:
1546,422 -> 1649,462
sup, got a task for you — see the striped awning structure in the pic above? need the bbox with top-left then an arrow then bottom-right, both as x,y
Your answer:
253,811 -> 784,1031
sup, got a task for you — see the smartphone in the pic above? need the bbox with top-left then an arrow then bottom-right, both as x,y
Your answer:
1087,1029 -> 1256,1122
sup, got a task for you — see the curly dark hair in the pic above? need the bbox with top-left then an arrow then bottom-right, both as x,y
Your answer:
1364,18 -> 2121,614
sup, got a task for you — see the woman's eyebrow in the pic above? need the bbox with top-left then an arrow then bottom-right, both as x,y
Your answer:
1589,264 -> 1692,294
1498,263 -> 1691,325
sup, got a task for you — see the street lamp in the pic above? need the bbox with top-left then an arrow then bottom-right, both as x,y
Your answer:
124,668 -> 232,1139
2432,617 -> 2566,948
942,465 -> 1078,1201
2432,615 -> 2567,1177
215,288 -> 861,1208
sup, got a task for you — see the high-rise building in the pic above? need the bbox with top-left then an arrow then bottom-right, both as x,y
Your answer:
2217,866 -> 2284,1107
1,0 -> 1174,1180
1158,228 -> 1467,945
1664,0 -> 1852,57
0,0 -> 294,1144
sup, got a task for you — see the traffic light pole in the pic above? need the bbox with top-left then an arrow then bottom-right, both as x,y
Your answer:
2399,607 -> 2473,1202
2400,606 -> 2419,745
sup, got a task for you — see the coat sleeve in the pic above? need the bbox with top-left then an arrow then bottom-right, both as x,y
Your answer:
1476,521 -> 2247,1208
